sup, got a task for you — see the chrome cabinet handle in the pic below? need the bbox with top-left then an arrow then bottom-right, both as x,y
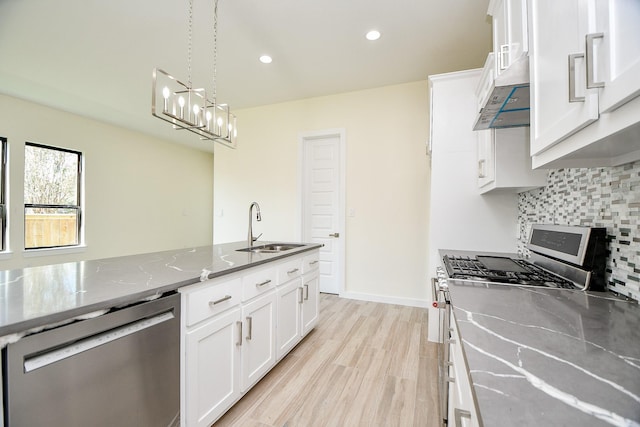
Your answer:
287,268 -> 299,275
209,295 -> 232,306
478,159 -> 486,178
309,260 -> 319,265
454,409 -> 471,427
298,287 -> 304,304
304,284 -> 309,300
586,32 -> 604,89
329,232 -> 340,238
499,44 -> 509,70
246,316 -> 252,340
568,53 -> 585,102
256,279 -> 271,287
236,321 -> 243,347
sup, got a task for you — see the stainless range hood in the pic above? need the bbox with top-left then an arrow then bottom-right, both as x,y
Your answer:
473,54 -> 530,130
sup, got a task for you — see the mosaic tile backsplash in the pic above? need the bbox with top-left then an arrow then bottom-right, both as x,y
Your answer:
518,160 -> 640,301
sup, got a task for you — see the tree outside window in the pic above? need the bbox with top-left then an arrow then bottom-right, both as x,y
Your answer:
24,143 -> 82,249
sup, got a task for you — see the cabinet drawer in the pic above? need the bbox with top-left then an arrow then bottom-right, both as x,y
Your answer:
184,277 -> 242,327
302,252 -> 320,274
242,266 -> 277,301
277,257 -> 303,284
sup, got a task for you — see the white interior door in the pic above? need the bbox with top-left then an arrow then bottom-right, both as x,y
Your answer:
300,130 -> 344,295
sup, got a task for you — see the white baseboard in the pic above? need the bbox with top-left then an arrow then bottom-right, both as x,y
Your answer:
337,291 -> 430,308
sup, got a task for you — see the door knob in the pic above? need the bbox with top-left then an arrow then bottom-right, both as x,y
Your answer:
329,233 -> 340,238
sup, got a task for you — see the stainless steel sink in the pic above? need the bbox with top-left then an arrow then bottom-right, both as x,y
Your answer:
236,243 -> 304,253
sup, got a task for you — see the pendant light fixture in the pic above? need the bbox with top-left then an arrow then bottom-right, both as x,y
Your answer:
152,0 -> 237,148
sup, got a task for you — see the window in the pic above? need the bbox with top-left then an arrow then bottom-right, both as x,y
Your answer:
24,143 -> 82,249
0,137 -> 6,251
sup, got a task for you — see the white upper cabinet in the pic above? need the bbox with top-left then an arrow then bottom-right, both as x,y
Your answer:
529,0 -> 599,155
529,0 -> 640,168
593,0 -> 640,113
490,0 -> 528,74
477,127 -> 547,194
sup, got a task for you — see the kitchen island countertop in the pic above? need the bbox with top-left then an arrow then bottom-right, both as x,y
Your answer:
0,241 -> 321,337
442,251 -> 640,426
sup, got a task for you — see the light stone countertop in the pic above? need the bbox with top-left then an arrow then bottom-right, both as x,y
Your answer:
441,250 -> 640,426
0,241 -> 321,337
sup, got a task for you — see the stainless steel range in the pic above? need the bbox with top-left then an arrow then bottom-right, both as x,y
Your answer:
443,224 -> 608,291
430,224 -> 608,426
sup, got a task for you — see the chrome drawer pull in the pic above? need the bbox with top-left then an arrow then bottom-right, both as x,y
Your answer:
309,260 -> 319,265
246,316 -> 253,341
586,33 -> 604,89
454,409 -> 471,427
287,268 -> 299,275
568,53 -> 585,102
209,295 -> 232,306
256,279 -> 272,287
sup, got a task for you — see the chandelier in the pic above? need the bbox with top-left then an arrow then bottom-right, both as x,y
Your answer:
152,0 -> 237,148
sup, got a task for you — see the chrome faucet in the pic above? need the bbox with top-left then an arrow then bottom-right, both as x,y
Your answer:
247,202 -> 262,247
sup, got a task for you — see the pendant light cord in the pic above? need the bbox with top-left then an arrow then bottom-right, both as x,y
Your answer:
187,0 -> 194,88
212,0 -> 218,103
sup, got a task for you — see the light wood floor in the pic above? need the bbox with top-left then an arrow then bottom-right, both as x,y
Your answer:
213,293 -> 440,427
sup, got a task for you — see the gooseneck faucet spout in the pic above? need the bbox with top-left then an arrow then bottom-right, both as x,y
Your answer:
248,202 -> 262,248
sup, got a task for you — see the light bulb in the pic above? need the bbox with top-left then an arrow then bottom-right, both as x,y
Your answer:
162,87 -> 171,112
192,104 -> 200,125
178,96 -> 185,119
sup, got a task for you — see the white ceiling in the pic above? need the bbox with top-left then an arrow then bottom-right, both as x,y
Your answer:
0,0 -> 491,151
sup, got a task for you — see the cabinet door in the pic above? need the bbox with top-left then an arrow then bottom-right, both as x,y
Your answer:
506,0 -> 528,66
529,0 -> 599,155
301,272 -> 319,336
241,290 -> 277,392
184,308 -> 241,427
477,130 -> 495,188
492,0 -> 509,74
491,0 -> 528,74
594,0 -> 640,113
276,279 -> 302,360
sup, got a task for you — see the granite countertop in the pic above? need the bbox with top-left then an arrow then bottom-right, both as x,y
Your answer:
441,251 -> 640,426
0,241 -> 321,337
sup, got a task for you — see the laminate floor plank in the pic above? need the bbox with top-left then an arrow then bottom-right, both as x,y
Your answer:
212,294 -> 439,427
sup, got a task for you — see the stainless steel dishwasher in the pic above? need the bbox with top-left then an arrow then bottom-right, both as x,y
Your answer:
3,292 -> 180,427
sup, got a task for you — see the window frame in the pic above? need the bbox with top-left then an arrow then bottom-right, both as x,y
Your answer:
0,137 -> 6,251
24,142 -> 83,250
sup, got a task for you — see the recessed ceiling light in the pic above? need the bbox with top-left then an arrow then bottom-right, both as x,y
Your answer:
259,55 -> 272,64
365,30 -> 381,41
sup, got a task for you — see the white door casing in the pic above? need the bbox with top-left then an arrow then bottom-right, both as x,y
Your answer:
298,129 -> 345,295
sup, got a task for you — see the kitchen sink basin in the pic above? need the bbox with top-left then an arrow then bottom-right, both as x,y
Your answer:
236,243 -> 304,253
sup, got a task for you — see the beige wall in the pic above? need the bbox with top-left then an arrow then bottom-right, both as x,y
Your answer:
0,94 -> 214,270
214,81 -> 431,305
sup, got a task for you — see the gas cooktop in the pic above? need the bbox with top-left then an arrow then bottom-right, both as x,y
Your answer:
443,255 -> 576,288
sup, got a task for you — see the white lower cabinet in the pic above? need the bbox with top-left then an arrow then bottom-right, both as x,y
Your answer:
448,312 -> 479,427
180,249 -> 320,427
241,290 -> 277,392
183,307 -> 241,427
276,278 -> 301,360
